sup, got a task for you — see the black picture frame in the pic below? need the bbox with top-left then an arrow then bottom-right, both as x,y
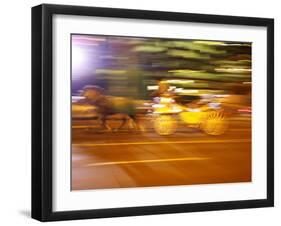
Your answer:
32,3 -> 274,222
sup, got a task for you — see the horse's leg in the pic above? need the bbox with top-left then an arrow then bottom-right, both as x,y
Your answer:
121,115 -> 133,130
116,115 -> 127,131
100,115 -> 112,131
131,115 -> 145,132
125,115 -> 142,132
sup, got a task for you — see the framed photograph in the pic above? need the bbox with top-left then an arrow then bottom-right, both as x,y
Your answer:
32,4 -> 274,221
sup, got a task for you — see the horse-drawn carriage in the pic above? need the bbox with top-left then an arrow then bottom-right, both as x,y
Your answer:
72,85 -> 235,136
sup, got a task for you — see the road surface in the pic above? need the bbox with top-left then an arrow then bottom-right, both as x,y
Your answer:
72,118 -> 251,190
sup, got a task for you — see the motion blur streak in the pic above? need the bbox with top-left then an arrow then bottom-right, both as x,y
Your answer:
86,157 -> 210,167
71,34 -> 252,190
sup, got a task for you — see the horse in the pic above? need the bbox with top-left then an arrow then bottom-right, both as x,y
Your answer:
79,85 -> 141,131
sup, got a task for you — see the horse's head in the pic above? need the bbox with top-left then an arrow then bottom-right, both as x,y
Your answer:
80,85 -> 105,102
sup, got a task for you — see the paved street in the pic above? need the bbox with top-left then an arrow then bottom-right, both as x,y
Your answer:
72,118 -> 251,190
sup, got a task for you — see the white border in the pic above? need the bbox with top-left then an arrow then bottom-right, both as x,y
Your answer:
53,15 -> 267,211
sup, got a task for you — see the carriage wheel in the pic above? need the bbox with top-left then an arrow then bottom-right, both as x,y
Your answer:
201,111 -> 229,136
154,115 -> 177,135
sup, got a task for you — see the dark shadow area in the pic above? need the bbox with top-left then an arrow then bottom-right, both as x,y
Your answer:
19,210 -> 30,218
